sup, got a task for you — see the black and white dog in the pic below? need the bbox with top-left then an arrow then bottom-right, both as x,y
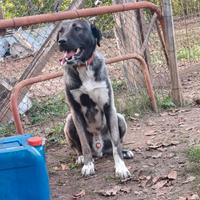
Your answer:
57,19 -> 133,179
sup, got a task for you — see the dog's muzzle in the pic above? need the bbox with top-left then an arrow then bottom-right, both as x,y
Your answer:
59,49 -> 82,65
58,39 -> 85,65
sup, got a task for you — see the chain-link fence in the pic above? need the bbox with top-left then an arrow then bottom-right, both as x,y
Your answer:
0,1 -> 170,139
150,0 -> 200,101
172,1 -> 200,101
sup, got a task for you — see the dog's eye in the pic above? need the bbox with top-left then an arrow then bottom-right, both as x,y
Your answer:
74,27 -> 81,31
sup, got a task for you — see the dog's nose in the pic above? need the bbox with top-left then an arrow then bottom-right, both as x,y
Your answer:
58,39 -> 67,45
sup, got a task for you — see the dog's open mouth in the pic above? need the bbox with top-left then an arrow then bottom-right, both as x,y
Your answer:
60,48 -> 83,65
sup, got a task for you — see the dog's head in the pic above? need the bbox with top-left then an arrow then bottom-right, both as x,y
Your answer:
57,19 -> 102,65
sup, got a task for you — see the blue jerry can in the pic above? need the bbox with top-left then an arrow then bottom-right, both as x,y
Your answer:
0,134 -> 50,200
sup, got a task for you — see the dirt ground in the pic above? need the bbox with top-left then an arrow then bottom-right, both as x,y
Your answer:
2,25 -> 200,200
47,63 -> 200,200
47,107 -> 200,200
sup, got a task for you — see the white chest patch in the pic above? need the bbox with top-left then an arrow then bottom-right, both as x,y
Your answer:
70,66 -> 109,109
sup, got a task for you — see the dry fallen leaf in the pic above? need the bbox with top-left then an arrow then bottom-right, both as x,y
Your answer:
152,176 -> 162,184
152,179 -> 168,190
145,130 -> 157,136
151,171 -> 177,190
120,186 -> 131,194
97,185 -> 131,197
120,176 -> 133,183
177,193 -> 199,200
188,193 -> 200,200
165,153 -> 175,158
157,147 -> 167,152
146,121 -> 156,126
53,166 -> 59,171
134,191 -> 142,195
152,152 -> 162,159
129,116 -> 138,121
167,170 -> 177,180
185,126 -> 194,131
97,186 -> 121,196
183,176 -> 196,184
177,197 -> 186,200
60,164 -> 68,171
72,190 -> 86,199
162,140 -> 179,147
168,112 -> 178,116
147,140 -> 179,150
146,141 -> 162,149
140,176 -> 152,187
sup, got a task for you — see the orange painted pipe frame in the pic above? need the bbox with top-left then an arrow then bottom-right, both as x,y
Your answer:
10,54 -> 157,134
0,2 -> 164,30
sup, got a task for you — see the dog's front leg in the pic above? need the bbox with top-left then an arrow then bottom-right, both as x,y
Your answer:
72,111 -> 95,176
104,104 -> 131,179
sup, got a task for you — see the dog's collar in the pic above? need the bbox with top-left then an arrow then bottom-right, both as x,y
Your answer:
78,53 -> 94,67
60,53 -> 94,67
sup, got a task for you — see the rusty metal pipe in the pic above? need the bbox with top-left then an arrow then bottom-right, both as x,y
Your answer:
0,2 -> 163,29
107,54 -> 158,114
10,72 -> 63,134
10,54 -> 157,134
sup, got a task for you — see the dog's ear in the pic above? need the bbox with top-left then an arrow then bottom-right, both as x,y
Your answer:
91,24 -> 102,47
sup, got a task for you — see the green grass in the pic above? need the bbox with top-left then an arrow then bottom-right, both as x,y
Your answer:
68,162 -> 79,170
20,93 -> 69,145
186,147 -> 200,196
28,93 -> 68,125
115,89 -> 176,119
177,44 -> 200,61
115,91 -> 152,118
186,147 -> 200,175
45,122 -> 66,145
150,44 -> 200,65
187,148 -> 200,163
0,124 -> 16,137
112,79 -> 127,94
157,95 -> 176,110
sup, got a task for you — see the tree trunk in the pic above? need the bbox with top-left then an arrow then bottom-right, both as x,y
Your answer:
112,0 -> 144,92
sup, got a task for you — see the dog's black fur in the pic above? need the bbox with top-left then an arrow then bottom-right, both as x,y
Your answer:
57,19 -> 133,179
58,20 -> 101,64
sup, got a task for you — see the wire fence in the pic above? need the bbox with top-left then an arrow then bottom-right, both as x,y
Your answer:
172,0 -> 200,102
152,0 -> 200,101
0,1 -> 170,139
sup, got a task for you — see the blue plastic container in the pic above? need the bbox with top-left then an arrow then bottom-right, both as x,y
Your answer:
0,134 -> 50,200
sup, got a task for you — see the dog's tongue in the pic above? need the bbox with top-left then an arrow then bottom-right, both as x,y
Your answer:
60,51 -> 76,65
65,51 -> 75,58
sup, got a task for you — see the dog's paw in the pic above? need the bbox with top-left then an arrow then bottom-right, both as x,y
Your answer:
115,167 -> 131,179
115,161 -> 131,179
81,162 -> 95,176
122,149 -> 134,159
76,155 -> 84,165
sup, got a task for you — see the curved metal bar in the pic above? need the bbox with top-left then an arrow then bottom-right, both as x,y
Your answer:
10,72 -> 63,134
107,54 -> 157,114
10,54 -> 157,134
0,2 -> 164,30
